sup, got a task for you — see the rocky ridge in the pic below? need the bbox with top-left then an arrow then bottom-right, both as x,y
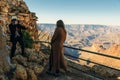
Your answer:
0,0 -> 49,80
38,24 -> 120,48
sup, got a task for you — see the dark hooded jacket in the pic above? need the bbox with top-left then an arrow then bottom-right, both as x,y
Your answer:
9,23 -> 27,42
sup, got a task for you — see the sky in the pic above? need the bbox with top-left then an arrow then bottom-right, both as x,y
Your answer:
24,0 -> 120,25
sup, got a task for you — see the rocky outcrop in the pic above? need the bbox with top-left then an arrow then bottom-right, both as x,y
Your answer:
0,26 -> 10,80
0,0 -> 39,47
0,0 -> 49,80
10,49 -> 48,80
0,27 -> 41,80
27,69 -> 37,80
15,64 -> 27,80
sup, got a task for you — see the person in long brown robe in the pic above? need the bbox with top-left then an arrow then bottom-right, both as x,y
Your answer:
47,20 -> 67,76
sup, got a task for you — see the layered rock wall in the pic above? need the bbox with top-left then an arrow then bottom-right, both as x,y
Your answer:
0,0 -> 39,42
0,0 -> 46,79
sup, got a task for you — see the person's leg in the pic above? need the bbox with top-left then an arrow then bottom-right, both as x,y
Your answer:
60,48 -> 67,71
18,37 -> 25,56
46,49 -> 53,74
49,49 -> 53,71
54,48 -> 60,77
10,40 -> 17,59
55,57 -> 60,77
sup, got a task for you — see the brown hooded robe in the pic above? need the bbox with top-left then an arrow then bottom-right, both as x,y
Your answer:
50,27 -> 67,72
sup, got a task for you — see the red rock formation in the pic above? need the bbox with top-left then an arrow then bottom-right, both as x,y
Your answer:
80,44 -> 120,69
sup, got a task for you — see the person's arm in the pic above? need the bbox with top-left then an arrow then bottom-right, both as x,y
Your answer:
51,28 -> 61,44
19,24 -> 27,30
51,29 -> 57,44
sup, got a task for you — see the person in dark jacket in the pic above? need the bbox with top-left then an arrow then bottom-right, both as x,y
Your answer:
9,19 -> 27,59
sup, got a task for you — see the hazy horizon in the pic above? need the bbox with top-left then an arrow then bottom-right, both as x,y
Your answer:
37,23 -> 120,26
24,0 -> 120,26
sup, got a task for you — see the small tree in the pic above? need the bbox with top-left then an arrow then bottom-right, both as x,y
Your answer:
23,31 -> 33,48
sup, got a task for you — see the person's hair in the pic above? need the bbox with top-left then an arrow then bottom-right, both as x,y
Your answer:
56,20 -> 65,29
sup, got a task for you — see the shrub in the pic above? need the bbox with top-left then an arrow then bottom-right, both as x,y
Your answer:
23,31 -> 33,48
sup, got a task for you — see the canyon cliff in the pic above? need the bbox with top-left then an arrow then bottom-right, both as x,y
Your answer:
0,0 -> 49,80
